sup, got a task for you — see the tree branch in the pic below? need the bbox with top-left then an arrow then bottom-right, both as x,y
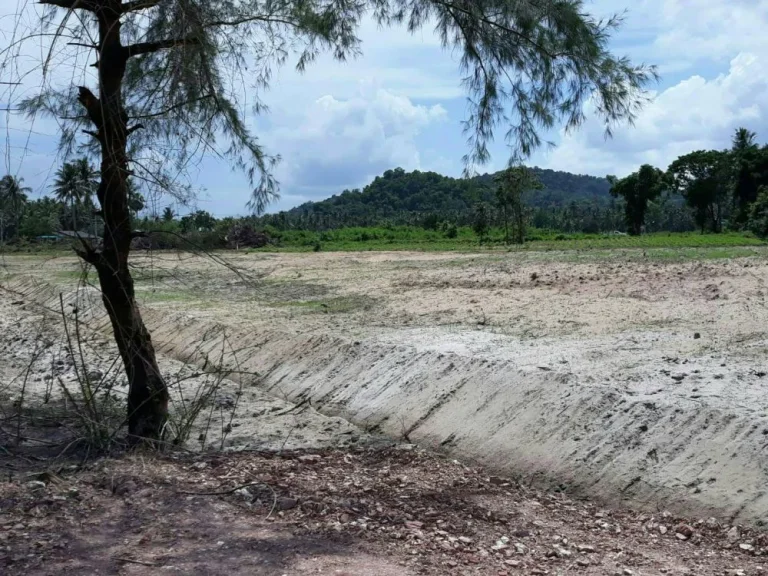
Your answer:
202,15 -> 302,29
77,86 -> 102,128
124,36 -> 201,58
121,0 -> 160,13
129,95 -> 214,120
82,129 -> 102,142
430,0 -> 565,61
39,0 -> 98,11
67,42 -> 98,49
72,234 -> 101,266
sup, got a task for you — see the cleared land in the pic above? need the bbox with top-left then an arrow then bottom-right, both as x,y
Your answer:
3,244 -> 768,574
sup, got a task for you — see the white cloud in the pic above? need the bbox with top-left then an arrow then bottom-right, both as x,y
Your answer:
264,87 -> 447,197
652,0 -> 768,66
586,0 -> 768,70
542,52 -> 768,177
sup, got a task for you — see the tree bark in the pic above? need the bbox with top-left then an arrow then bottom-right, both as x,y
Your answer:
81,1 -> 168,443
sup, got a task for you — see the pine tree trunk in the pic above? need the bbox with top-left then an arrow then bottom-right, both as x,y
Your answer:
78,3 -> 168,443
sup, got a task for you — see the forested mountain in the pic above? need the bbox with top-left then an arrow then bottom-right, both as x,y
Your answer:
278,167 -> 612,227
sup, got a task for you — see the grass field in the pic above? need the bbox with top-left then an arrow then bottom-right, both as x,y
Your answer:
2,227 -> 764,259
254,227 -> 765,253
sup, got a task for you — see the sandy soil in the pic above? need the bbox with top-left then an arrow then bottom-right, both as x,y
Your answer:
3,247 -> 768,525
0,282 -> 377,455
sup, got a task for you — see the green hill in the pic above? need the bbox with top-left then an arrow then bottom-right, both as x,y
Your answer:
278,167 -> 611,227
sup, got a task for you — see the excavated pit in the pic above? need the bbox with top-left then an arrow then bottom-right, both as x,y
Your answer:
4,248 -> 768,524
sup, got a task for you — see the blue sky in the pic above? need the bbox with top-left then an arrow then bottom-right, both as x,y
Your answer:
2,0 -> 768,215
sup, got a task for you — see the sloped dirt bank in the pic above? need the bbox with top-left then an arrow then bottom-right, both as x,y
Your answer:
0,278 -> 374,455
7,273 -> 768,527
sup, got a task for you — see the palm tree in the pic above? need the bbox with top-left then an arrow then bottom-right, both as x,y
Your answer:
0,175 -> 31,242
75,158 -> 99,237
732,128 -> 758,154
75,157 -> 99,205
162,206 -> 175,222
126,178 -> 145,217
52,162 -> 82,230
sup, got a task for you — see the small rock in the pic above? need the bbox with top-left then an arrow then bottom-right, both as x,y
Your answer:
514,542 -> 527,554
577,559 -> 590,567
693,333 -> 701,340
298,454 -> 322,464
492,537 -> 510,551
87,370 -> 103,382
25,481 -> 46,493
114,480 -> 137,497
659,525 -> 668,535
192,462 -> 208,471
458,536 -> 473,544
504,560 -> 521,567
675,524 -> 694,539
624,570 -> 635,576
739,543 -> 755,552
576,544 -> 596,553
727,526 -> 741,543
276,497 -> 298,511
234,488 -> 252,501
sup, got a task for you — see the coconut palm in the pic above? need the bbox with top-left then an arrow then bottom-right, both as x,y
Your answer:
0,175 -> 31,242
52,162 -> 82,230
162,206 -> 175,222
52,158 -> 99,231
75,157 -> 99,208
732,128 -> 758,155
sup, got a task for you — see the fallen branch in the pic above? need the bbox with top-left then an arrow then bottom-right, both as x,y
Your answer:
175,481 -> 267,497
115,557 -> 159,567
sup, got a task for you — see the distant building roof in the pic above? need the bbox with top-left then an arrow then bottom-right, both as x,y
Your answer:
56,230 -> 101,241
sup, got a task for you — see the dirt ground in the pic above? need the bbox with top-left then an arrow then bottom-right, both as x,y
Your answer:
4,445 -> 768,575
3,247 -> 768,574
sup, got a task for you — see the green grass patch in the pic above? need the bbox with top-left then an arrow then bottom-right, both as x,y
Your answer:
268,295 -> 376,314
251,227 -> 765,255
54,269 -> 97,281
250,278 -> 330,303
138,290 -> 199,303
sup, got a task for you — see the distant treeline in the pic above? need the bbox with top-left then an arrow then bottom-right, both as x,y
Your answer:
254,127 -> 768,240
5,127 -> 768,250
255,166 -> 695,235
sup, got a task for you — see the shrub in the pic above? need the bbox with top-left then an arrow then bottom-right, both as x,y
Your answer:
226,223 -> 270,249
748,186 -> 768,239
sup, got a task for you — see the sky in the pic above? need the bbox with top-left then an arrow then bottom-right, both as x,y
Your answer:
2,0 -> 768,216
